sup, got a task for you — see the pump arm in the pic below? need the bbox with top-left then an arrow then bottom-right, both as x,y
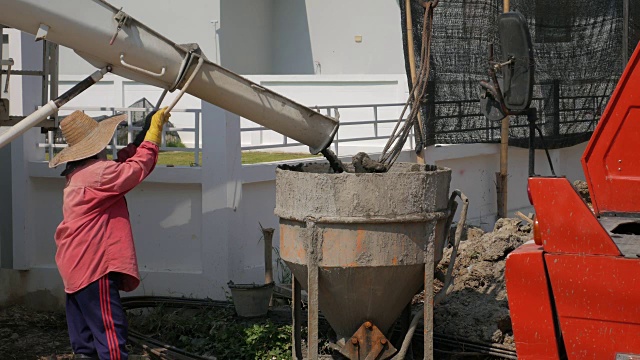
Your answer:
0,0 -> 338,154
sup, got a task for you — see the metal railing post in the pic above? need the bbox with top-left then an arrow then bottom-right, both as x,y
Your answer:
373,106 -> 379,138
195,111 -> 200,166
48,130 -> 54,161
127,109 -> 133,144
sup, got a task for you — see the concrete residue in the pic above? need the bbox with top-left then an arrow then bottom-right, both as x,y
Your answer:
352,152 -> 387,173
275,162 -> 452,221
306,149 -> 389,174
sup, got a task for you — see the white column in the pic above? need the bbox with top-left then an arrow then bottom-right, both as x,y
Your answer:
9,30 -> 45,270
200,100 -> 242,298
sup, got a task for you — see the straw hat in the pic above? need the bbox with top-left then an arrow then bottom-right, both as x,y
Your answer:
49,111 -> 127,168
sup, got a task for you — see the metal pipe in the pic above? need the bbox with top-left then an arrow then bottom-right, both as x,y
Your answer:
0,101 -> 58,148
54,67 -> 110,108
0,67 -> 109,149
154,88 -> 169,110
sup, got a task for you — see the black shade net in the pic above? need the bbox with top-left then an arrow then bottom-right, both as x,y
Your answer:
401,0 -> 640,149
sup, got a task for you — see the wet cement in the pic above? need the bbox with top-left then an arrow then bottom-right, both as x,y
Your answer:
320,148 -> 346,173
289,149 -> 387,174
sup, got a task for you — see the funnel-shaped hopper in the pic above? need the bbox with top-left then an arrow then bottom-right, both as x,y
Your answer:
275,163 -> 451,344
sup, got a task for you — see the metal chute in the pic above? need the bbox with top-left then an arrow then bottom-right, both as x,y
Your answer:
0,0 -> 339,153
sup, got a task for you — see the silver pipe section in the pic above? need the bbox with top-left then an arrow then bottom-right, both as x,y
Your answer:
0,101 -> 57,149
0,0 -> 339,154
0,67 -> 109,149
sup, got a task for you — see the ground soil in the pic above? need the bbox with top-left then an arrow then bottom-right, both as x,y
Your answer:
427,218 -> 532,350
573,180 -> 592,209
0,305 -> 146,360
0,305 -> 73,360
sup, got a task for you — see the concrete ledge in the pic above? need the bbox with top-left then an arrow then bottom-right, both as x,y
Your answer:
424,143 -> 499,162
28,161 -> 203,184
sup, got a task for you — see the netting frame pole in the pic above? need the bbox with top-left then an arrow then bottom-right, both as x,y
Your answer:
497,0 -> 511,220
623,0 -> 629,66
406,0 -> 426,165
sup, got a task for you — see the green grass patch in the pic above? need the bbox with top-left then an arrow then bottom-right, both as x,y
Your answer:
47,151 -> 320,166
156,151 -> 319,166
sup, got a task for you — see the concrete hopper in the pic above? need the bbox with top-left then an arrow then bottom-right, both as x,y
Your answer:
275,162 -> 453,360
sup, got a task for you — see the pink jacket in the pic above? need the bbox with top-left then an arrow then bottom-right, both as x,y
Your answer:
54,141 -> 158,293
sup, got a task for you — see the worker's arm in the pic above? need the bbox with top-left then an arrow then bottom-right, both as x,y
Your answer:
99,108 -> 170,194
99,142 -> 158,195
115,110 -> 157,163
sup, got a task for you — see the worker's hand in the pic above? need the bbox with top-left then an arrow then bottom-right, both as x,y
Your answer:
143,107 -> 171,145
133,110 -> 156,146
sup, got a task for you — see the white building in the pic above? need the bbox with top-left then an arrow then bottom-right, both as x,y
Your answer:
0,0 -> 587,309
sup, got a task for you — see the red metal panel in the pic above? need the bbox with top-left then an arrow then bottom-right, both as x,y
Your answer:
505,242 -> 562,360
582,42 -> 640,215
528,177 -> 621,256
546,253 -> 640,359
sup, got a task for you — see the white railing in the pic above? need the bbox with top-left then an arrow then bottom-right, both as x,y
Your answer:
241,102 -> 412,156
39,107 -> 201,166
38,102 -> 414,164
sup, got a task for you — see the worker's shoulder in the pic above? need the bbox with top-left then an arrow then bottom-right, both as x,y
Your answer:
67,159 -> 111,187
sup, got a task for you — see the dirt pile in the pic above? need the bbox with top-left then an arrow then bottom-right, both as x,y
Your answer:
432,218 -> 532,349
573,180 -> 592,208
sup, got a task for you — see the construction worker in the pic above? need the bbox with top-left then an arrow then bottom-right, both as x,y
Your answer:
49,107 -> 171,360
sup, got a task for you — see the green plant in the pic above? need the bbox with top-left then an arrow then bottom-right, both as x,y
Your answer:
243,322 -> 292,360
128,306 -> 293,360
165,139 -> 186,148
272,246 -> 292,285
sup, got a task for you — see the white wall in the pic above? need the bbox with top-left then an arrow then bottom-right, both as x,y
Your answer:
271,0 -> 315,75
56,0 -> 405,77
425,142 -> 588,230
219,0 -> 274,74
305,0 -> 406,75
58,0 -> 221,75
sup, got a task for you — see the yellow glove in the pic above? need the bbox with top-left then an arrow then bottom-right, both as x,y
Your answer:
144,107 -> 171,145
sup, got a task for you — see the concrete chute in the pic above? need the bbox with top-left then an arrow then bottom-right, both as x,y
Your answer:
0,0 -> 339,153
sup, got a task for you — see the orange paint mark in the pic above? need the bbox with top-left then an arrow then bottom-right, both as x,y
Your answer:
392,256 -> 398,265
356,229 -> 365,254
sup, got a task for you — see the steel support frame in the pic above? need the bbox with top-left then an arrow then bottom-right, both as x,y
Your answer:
423,227 -> 434,360
292,219 -> 321,360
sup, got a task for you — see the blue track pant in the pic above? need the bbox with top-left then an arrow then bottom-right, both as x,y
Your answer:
65,273 -> 128,360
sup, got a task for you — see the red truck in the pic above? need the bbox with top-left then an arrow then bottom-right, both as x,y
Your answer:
505,42 -> 640,359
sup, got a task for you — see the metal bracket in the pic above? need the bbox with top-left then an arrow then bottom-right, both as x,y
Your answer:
120,53 -> 166,77
35,23 -> 49,42
341,321 -> 397,360
109,9 -> 131,45
168,51 -> 194,92
1,58 -> 13,93
165,56 -> 204,112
